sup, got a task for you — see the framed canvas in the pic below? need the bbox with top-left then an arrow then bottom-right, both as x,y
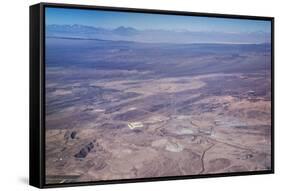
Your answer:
30,2 -> 274,188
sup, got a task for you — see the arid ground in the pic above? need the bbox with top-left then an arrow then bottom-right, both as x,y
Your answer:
45,38 -> 271,184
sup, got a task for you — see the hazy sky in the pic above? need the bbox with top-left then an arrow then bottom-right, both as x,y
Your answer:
46,7 -> 271,33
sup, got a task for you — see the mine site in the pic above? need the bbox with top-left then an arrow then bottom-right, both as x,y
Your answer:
45,37 -> 271,184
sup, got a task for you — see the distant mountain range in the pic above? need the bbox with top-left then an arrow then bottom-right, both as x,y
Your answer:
46,24 -> 270,44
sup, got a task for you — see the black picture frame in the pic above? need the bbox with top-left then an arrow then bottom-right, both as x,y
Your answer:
30,2 -> 274,188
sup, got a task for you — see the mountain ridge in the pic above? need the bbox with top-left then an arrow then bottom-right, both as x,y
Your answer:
46,24 -> 271,44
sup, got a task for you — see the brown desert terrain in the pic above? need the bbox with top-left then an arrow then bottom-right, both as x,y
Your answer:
45,38 -> 271,184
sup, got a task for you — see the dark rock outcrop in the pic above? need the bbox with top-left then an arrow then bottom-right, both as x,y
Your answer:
74,141 -> 97,159
70,131 -> 77,139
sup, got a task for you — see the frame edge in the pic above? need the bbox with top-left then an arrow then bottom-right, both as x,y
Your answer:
29,3 -> 44,188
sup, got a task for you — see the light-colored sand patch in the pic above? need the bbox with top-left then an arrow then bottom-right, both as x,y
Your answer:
175,128 -> 194,135
95,77 -> 205,96
94,109 -> 105,112
128,122 -> 143,130
129,80 -> 205,95
144,115 -> 169,124
128,107 -> 137,111
52,89 -> 72,96
165,142 -> 184,152
152,139 -> 184,153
